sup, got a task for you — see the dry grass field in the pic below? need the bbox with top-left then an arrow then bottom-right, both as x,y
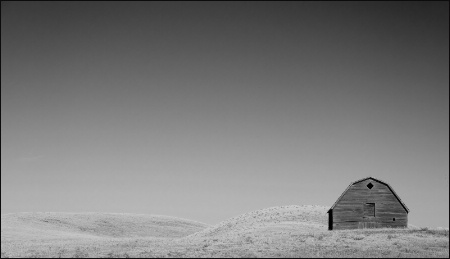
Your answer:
1,205 -> 448,258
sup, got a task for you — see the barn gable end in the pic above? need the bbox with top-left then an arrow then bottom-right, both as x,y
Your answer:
328,177 -> 409,230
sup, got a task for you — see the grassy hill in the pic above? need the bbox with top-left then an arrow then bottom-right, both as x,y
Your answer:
1,212 -> 210,258
188,205 -> 327,239
1,206 -> 448,258
1,212 -> 209,240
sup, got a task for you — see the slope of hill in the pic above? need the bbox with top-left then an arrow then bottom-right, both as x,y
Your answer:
188,205 -> 328,239
1,212 -> 209,240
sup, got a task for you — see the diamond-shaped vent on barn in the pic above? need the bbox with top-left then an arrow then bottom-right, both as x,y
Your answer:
367,182 -> 374,189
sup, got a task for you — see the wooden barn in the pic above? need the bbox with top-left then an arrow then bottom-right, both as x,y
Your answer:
328,177 -> 409,230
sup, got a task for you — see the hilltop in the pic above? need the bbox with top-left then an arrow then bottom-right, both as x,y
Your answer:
188,205 -> 327,239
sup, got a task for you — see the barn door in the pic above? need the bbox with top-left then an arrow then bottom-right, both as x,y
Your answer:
361,203 -> 377,228
363,203 -> 375,217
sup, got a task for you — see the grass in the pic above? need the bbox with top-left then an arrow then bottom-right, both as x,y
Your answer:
1,206 -> 448,258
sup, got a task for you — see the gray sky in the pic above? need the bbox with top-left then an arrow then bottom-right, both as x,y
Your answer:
1,2 -> 448,227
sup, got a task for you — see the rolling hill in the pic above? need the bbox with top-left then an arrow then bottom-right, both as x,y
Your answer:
1,212 -> 209,240
188,205 -> 328,239
1,206 -> 448,258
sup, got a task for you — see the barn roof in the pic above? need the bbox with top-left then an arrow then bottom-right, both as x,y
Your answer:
327,176 -> 409,213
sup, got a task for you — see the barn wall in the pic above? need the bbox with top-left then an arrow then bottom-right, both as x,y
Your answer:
332,179 -> 408,230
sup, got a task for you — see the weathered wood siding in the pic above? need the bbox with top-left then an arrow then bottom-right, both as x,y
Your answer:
332,179 -> 408,230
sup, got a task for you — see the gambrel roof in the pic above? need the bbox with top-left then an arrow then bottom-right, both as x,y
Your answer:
327,176 -> 409,213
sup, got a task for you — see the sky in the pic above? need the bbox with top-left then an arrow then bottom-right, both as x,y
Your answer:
1,2 -> 448,228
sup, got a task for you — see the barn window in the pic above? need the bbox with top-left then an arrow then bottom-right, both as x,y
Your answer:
393,218 -> 396,221
363,203 -> 375,217
367,182 -> 374,189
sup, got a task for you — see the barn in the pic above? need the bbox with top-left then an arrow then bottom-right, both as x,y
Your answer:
328,177 -> 409,230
